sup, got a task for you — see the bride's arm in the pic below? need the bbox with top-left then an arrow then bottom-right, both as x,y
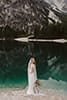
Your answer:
30,64 -> 35,73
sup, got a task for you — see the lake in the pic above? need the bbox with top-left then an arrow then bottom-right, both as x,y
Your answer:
0,40 -> 67,92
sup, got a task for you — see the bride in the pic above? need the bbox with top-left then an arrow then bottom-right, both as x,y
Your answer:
27,57 -> 40,94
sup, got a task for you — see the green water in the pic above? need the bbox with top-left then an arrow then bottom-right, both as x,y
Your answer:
0,40 -> 67,91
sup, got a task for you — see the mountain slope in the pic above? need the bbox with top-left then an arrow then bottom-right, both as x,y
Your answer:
0,0 -> 67,33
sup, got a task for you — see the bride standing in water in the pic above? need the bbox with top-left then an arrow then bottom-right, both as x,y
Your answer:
27,57 -> 39,94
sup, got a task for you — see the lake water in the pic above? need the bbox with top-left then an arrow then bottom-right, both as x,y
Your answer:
0,40 -> 67,92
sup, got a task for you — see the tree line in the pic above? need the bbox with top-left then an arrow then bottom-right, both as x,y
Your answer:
0,22 -> 67,39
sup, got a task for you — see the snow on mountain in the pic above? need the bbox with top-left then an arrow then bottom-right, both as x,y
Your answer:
48,10 -> 62,23
44,0 -> 66,12
44,0 -> 67,23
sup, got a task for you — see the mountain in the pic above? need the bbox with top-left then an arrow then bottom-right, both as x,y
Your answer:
0,0 -> 67,33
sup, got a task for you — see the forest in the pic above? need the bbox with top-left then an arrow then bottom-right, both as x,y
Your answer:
0,22 -> 67,39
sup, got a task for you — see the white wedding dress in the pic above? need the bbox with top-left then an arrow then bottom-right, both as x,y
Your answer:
27,59 -> 37,94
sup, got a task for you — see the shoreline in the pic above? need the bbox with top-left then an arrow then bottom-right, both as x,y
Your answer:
0,38 -> 67,43
0,88 -> 67,100
14,38 -> 67,43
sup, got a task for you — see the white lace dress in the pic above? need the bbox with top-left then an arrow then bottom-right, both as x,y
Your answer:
27,63 -> 37,94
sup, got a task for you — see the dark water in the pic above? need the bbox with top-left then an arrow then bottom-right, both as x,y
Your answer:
0,40 -> 67,89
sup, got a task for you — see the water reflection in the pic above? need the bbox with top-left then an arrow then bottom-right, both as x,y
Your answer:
0,40 -> 67,87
